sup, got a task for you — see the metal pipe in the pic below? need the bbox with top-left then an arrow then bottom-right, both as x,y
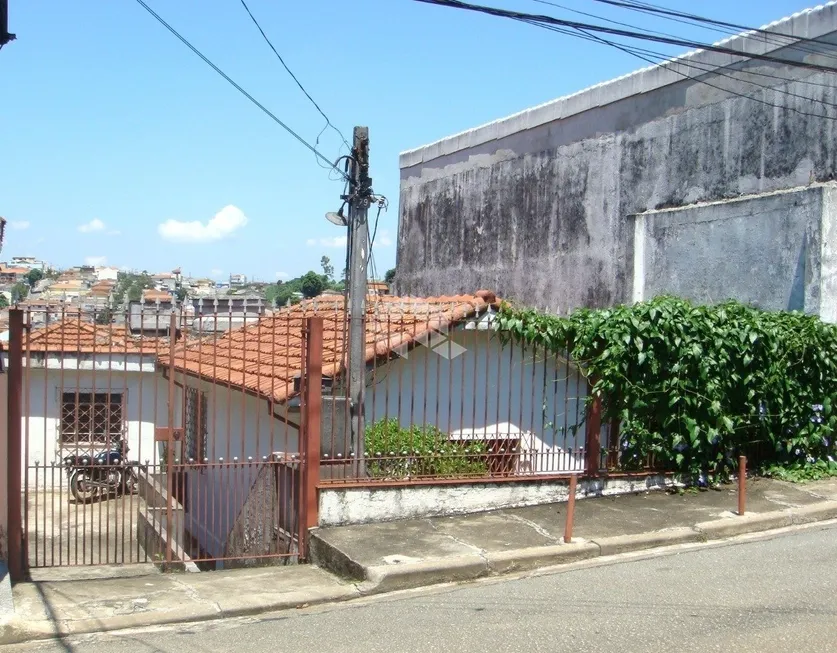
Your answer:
564,474 -> 577,544
7,308 -> 24,580
738,455 -> 747,516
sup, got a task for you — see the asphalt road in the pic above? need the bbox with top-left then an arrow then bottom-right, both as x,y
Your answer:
17,524 -> 837,653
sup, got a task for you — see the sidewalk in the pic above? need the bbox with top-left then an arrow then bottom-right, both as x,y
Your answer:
309,477 -> 837,593
3,477 -> 837,645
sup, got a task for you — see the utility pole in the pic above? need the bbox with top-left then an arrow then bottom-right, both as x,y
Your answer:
347,127 -> 370,476
1,0 -> 15,48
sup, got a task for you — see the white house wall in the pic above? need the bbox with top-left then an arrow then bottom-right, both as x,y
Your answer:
365,330 -> 592,473
20,366 -> 172,487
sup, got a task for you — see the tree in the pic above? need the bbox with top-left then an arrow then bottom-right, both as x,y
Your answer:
0,294 -> 9,309
300,271 -> 326,298
175,287 -> 188,303
320,256 -> 334,281
25,268 -> 44,287
10,282 -> 28,302
384,268 -> 396,284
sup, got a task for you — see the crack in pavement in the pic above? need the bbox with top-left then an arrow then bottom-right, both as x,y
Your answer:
503,513 -> 560,543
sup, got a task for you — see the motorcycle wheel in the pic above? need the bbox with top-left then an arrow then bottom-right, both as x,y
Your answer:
70,470 -> 99,503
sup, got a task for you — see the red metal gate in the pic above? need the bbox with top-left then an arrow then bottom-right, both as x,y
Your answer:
6,303 -> 305,576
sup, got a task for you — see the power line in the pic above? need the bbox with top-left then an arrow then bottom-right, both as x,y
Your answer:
515,16 -> 837,120
237,0 -> 351,162
131,0 -> 349,181
586,0 -> 837,61
413,0 -> 837,74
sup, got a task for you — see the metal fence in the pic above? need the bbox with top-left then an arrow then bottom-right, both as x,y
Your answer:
4,296 -> 665,576
7,303 -> 303,573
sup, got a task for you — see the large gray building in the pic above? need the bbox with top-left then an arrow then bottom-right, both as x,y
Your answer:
396,3 -> 837,321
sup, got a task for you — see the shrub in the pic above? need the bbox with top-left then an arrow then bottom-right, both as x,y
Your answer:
365,418 -> 489,479
497,296 -> 837,481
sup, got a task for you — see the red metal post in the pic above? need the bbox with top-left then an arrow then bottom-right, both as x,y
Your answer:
564,474 -> 577,544
585,392 -> 603,476
7,308 -> 24,580
166,312 -> 176,565
738,455 -> 747,516
303,317 -> 323,533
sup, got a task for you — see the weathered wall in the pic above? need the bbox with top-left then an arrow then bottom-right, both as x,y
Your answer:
318,474 -> 678,527
397,5 -> 837,313
635,183 -> 837,315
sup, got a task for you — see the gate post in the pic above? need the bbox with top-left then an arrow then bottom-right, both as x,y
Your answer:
584,390 -> 603,477
6,309 -> 24,580
300,317 -> 323,554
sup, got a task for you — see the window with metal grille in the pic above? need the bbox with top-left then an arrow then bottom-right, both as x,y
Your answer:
60,392 -> 124,445
184,387 -> 208,463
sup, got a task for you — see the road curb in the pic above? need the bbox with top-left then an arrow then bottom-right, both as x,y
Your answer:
790,500 -> 837,525
486,541 -> 600,574
592,527 -> 705,556
0,584 -> 360,646
695,511 -> 793,539
359,555 -> 490,596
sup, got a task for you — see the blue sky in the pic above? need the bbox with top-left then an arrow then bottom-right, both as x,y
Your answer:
0,0 -> 821,281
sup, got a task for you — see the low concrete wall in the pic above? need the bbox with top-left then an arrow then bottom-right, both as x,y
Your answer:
318,475 -> 678,527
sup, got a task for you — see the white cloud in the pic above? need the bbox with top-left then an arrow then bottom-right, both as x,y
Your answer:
307,235 -> 347,248
158,205 -> 248,243
78,218 -> 105,233
275,271 -> 290,280
85,256 -> 107,266
9,221 -> 30,230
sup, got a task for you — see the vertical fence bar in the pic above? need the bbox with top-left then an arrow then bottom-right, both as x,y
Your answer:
303,317 -> 323,539
165,311 -> 176,565
7,308 -> 24,580
585,390 -> 602,477
738,455 -> 747,516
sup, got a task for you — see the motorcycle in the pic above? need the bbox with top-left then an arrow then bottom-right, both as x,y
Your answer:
62,441 -> 140,503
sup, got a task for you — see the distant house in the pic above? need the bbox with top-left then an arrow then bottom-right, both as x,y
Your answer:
151,273 -> 177,293
142,289 -> 173,304
95,266 -> 120,282
367,281 -> 389,295
45,279 -> 89,301
229,274 -> 247,287
158,291 -> 592,562
6,320 -> 168,484
127,300 -> 186,335
10,257 -> 47,271
0,265 -> 30,284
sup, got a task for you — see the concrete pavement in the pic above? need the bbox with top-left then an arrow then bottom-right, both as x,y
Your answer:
310,477 -> 837,592
11,522 -> 837,652
3,476 -> 837,645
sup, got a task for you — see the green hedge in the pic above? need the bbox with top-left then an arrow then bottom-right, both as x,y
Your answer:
496,296 -> 837,480
365,418 -> 489,479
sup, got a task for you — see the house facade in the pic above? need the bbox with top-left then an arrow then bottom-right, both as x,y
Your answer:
158,291 -> 593,562
9,320 -> 168,485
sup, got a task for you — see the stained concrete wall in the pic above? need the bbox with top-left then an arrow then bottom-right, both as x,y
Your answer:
397,4 -> 837,314
634,183 -> 837,317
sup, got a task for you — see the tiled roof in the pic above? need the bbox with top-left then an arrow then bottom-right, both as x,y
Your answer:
143,289 -> 173,302
160,291 -> 499,402
22,319 -> 163,354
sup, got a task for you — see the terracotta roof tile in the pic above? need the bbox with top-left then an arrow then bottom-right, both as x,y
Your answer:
23,319 -> 164,354
160,292 -> 499,403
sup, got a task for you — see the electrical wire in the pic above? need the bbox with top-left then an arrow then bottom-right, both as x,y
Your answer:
412,0 -> 837,74
415,0 -> 837,121
586,0 -> 837,61
131,0 -> 349,181
518,17 -> 837,120
237,0 -> 352,172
